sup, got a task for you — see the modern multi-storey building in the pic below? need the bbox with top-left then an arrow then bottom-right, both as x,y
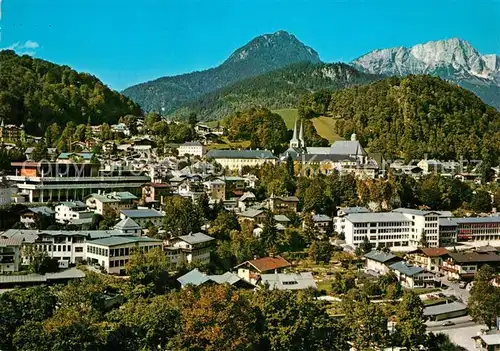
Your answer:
456,217 -> 500,242
341,208 -> 451,250
7,160 -> 149,203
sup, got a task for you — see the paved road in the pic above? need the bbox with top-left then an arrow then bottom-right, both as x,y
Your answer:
437,277 -> 470,304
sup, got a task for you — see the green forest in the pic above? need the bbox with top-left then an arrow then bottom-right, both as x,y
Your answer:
0,50 -> 142,135
298,75 -> 500,161
173,62 -> 380,121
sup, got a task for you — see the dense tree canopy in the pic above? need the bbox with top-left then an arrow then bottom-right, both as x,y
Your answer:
298,75 -> 500,161
0,50 -> 142,134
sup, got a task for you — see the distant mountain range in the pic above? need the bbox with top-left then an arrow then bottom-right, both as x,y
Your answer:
122,31 -> 320,113
351,38 -> 500,109
122,32 -> 500,117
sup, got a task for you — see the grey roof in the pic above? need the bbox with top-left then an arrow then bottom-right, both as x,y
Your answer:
345,212 -> 409,223
339,206 -> 370,214
177,268 -> 210,287
25,206 -> 55,216
439,218 -> 459,226
206,149 -> 276,160
239,192 -> 256,202
304,147 -> 331,155
478,333 -> 500,346
300,154 -> 359,163
88,236 -> 162,247
274,215 -> 290,222
175,232 -> 214,245
239,209 -> 264,218
364,250 -> 399,263
57,201 -> 86,208
180,141 -> 203,146
312,214 -> 332,222
330,140 -> 367,156
113,218 -> 141,230
260,272 -> 317,290
456,216 -> 500,224
88,192 -> 138,203
208,272 -> 242,285
0,267 -> 85,284
389,261 -> 425,276
0,237 -> 23,246
392,208 -> 442,216
120,209 -> 164,218
423,302 -> 467,317
57,152 -> 94,160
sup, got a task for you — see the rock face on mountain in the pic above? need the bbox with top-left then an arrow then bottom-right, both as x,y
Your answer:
122,30 -> 320,112
351,38 -> 500,109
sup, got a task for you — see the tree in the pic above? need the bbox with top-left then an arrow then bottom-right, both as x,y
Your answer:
31,140 -> 50,161
173,285 -> 259,351
44,123 -> 61,147
252,289 -> 348,351
260,211 -> 278,254
342,291 -> 389,350
125,247 -> 175,296
163,196 -> 201,238
99,204 -> 118,230
360,236 -> 372,254
188,112 -> 198,128
470,190 -> 492,213
209,210 -> 240,241
308,240 -> 333,263
419,230 -> 429,248
23,246 -> 59,274
395,291 -> 427,349
468,265 -> 500,329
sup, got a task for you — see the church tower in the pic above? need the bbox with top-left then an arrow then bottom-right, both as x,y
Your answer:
298,120 -> 305,148
289,118 -> 300,148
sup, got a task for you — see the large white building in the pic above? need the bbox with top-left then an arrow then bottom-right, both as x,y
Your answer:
206,149 -> 276,171
339,208 -> 451,250
86,192 -> 138,215
168,232 -> 215,265
177,141 -> 206,157
55,201 -> 94,225
119,208 -> 164,228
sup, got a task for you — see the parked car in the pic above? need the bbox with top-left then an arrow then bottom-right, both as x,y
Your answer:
458,281 -> 467,289
442,321 -> 455,326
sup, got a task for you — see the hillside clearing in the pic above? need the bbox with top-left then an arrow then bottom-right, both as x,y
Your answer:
311,116 -> 343,142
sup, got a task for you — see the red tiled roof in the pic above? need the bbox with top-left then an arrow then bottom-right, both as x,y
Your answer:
244,256 -> 291,272
420,248 -> 449,257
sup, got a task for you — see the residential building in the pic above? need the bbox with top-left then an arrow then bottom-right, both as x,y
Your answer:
440,251 -> 500,281
237,209 -> 267,224
0,180 -> 12,206
408,247 -> 450,273
86,191 -> 138,215
142,183 -> 171,205
364,250 -> 403,275
0,237 -> 22,273
113,217 -> 142,236
309,214 -> 332,234
177,268 -> 254,289
206,149 -> 276,171
237,191 -> 257,212
169,232 -> 215,265
177,141 -> 206,157
439,218 -> 458,245
259,272 -> 316,291
57,152 -> 95,164
234,256 -> 291,285
203,179 -> 226,201
417,159 -> 443,174
219,176 -> 246,197
0,123 -> 22,141
86,236 -> 162,274
472,331 -> 500,351
389,261 -> 435,289
111,123 -> 130,136
20,206 -> 55,228
55,201 -> 94,225
7,161 -> 149,203
119,208 -> 164,228
266,195 -> 299,213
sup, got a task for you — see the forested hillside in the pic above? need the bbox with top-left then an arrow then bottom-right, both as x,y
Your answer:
174,62 -> 381,121
0,50 -> 142,135
298,75 -> 500,161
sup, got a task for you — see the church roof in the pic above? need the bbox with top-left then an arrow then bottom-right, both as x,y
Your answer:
330,140 -> 367,156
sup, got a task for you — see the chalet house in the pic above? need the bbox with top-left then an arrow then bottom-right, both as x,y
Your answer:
86,192 -> 138,215
389,261 -> 435,289
168,232 -> 215,265
409,247 -> 450,273
266,195 -> 299,214
119,208 -> 164,228
364,250 -> 403,275
177,268 -> 254,289
307,214 -> 332,234
440,251 -> 500,281
234,256 -> 291,285
20,206 -> 55,228
237,191 -> 257,212
237,209 -> 267,224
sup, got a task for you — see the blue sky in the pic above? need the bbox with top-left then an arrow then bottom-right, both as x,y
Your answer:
2,0 -> 500,90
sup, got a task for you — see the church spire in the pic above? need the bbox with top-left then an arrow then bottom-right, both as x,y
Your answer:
289,118 -> 300,148
299,120 -> 304,148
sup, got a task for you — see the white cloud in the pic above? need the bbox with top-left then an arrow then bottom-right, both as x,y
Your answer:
1,40 -> 40,56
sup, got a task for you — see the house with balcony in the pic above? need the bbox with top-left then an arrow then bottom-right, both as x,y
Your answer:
0,237 -> 22,273
389,261 -> 435,289
20,206 -> 55,228
234,256 -> 291,285
86,191 -> 138,215
408,247 -> 450,273
168,232 -> 215,265
364,250 -> 403,275
119,208 -> 164,228
440,251 -> 500,281
55,201 -> 94,225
